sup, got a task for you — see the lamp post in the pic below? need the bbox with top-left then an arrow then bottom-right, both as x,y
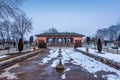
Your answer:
116,43 -> 118,54
7,41 -> 10,54
107,44 -> 109,52
117,47 -> 118,54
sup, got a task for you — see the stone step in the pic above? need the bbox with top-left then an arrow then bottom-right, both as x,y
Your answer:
0,49 -> 43,70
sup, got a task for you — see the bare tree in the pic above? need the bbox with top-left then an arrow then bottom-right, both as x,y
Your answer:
10,23 -> 19,42
116,22 -> 120,36
0,0 -> 24,18
0,19 -> 12,48
45,28 -> 58,33
14,12 -> 33,39
108,25 -> 118,41
95,29 -> 104,40
95,25 -> 120,41
118,35 -> 120,42
3,20 -> 11,42
0,22 -> 5,44
0,0 -> 31,49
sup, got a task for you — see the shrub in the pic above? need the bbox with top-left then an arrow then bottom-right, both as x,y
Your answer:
104,40 -> 108,46
18,38 -> 24,52
38,42 -> 47,48
97,38 -> 102,53
29,36 -> 34,46
86,36 -> 91,45
74,42 -> 82,48
74,43 -> 77,48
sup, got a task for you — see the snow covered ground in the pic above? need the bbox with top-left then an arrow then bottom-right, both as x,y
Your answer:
0,55 -> 7,59
0,64 -> 20,79
0,48 -> 34,59
39,47 -> 120,80
0,48 -> 34,56
77,47 -> 120,63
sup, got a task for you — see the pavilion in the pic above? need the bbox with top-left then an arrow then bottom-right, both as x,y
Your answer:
35,32 -> 84,46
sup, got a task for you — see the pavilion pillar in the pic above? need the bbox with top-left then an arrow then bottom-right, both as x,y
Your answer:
62,38 -> 64,44
55,38 -> 57,44
70,38 -> 73,43
46,38 -> 49,43
53,38 -> 55,43
64,38 -> 66,43
66,38 -> 68,43
60,38 -> 62,44
54,38 -> 56,43
61,38 -> 62,43
66,38 -> 69,46
57,38 -> 59,44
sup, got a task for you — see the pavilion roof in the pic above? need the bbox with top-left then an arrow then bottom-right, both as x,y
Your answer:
35,32 -> 85,37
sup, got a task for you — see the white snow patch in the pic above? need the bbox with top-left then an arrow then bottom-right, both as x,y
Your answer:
39,47 -> 120,80
51,59 -> 59,67
0,64 -> 20,79
63,48 -> 120,80
39,49 -> 59,65
0,55 -> 7,58
77,47 -> 120,63
61,68 -> 71,79
61,73 -> 66,79
103,74 -> 120,80
39,63 -> 44,65
64,68 -> 71,72
94,74 -> 97,78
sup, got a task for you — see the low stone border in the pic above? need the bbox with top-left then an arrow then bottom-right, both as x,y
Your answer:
0,49 -> 43,70
75,48 -> 120,70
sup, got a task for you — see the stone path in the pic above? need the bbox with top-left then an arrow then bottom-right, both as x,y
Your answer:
0,47 -> 120,80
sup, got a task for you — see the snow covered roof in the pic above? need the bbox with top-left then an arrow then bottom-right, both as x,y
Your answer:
35,32 -> 85,37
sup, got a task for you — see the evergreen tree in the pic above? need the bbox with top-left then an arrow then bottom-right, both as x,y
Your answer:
18,38 -> 24,52
118,35 -> 120,42
97,39 -> 102,53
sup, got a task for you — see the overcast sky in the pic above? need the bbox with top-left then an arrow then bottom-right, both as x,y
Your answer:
22,0 -> 120,38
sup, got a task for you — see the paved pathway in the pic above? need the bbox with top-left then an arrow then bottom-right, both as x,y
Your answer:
0,47 -> 120,80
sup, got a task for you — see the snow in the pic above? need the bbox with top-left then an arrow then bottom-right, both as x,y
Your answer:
61,68 -> 71,79
94,74 -> 97,78
39,49 -> 59,65
77,47 -> 120,63
39,47 -> 120,80
0,48 -> 34,55
64,68 -> 71,72
61,73 -> 66,79
51,59 -> 59,67
0,55 -> 7,58
0,64 -> 20,79
66,49 -> 120,73
103,75 -> 120,80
